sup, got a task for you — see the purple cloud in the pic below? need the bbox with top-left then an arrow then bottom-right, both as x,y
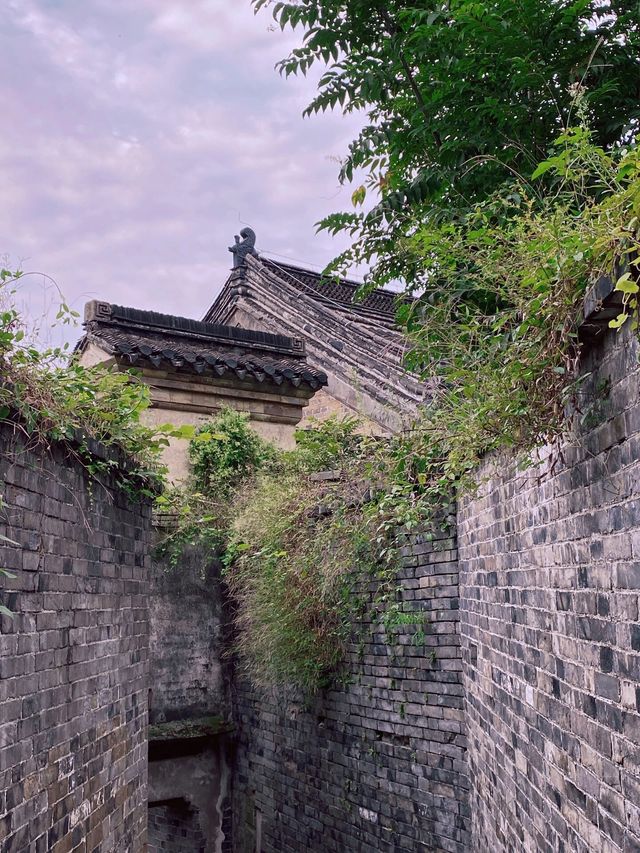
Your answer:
1,0 -> 364,335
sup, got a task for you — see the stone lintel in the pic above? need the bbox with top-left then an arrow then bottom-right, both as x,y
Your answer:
141,369 -> 315,404
149,715 -> 233,742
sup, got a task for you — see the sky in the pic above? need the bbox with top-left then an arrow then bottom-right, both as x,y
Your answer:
1,0 -> 364,334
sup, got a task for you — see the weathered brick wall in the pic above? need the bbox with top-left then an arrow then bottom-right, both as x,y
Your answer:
148,547 -> 228,724
232,525 -> 470,853
0,426 -> 152,853
458,322 -> 640,851
147,547 -> 232,853
148,799 -> 207,852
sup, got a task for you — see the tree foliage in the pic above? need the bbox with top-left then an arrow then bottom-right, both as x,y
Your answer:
399,129 -> 640,504
254,0 -> 640,286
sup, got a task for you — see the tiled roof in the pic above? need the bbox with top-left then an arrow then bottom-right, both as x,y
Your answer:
80,301 -> 328,391
201,254 -> 425,431
259,258 -> 401,317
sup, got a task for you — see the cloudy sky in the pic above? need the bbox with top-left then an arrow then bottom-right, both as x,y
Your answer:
1,0 -> 363,334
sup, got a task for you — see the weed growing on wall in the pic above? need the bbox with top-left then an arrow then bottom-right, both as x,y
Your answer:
227,471 -> 364,691
0,267 -> 199,499
153,413 -> 428,692
227,425 -> 372,691
395,126 -> 640,505
224,417 -> 429,692
0,267 -> 205,613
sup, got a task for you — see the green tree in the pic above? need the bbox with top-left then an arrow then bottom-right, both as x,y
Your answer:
253,0 -> 640,287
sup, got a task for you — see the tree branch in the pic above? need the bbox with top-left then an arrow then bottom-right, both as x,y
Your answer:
378,8 -> 442,150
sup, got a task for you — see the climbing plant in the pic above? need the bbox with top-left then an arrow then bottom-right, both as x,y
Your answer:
189,407 -> 276,496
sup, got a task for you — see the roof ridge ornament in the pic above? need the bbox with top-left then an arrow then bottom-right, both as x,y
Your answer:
229,226 -> 258,268
84,300 -> 112,323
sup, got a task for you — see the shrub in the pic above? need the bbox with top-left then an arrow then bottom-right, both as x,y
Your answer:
188,408 -> 275,495
155,409 -> 278,568
224,417 -> 420,692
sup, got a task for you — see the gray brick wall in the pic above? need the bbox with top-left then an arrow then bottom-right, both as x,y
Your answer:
0,426 -> 152,853
148,800 -> 206,852
5,298 -> 637,852
147,547 -> 233,853
459,323 -> 640,852
149,547 -> 228,725
232,524 -> 470,853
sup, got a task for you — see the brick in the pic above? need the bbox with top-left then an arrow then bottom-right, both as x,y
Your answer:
231,524 -> 470,852
0,427 -> 151,853
458,324 -> 640,853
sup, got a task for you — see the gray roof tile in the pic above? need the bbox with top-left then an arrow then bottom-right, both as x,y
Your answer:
79,301 -> 328,391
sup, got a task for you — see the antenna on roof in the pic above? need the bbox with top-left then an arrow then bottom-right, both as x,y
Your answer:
228,227 -> 258,268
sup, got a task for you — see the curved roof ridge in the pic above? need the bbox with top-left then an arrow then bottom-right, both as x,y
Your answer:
259,256 -> 403,318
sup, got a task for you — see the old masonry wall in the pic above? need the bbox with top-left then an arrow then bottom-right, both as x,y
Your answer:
232,523 -> 470,853
4,279 -> 640,853
458,317 -> 640,851
147,545 -> 233,853
230,288 -> 640,853
0,427 -> 152,853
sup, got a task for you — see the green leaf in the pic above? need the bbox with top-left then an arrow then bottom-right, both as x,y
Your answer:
192,432 -> 226,443
173,424 -> 196,439
351,185 -> 366,207
531,159 -> 556,180
614,272 -> 639,294
609,313 -> 628,329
